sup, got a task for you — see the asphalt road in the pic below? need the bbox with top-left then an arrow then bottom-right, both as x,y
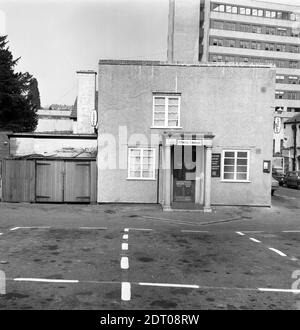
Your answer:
0,187 -> 299,310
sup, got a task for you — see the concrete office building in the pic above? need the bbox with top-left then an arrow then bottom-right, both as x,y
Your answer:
97,60 -> 275,209
202,0 -> 300,171
169,0 -> 300,171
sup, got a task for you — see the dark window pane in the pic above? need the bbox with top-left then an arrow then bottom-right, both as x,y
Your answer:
224,158 -> 235,165
237,158 -> 247,165
225,151 -> 235,157
224,173 -> 234,180
224,166 -> 235,172
237,151 -> 248,158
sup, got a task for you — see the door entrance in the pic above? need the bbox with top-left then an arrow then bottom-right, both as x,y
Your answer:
173,146 -> 196,202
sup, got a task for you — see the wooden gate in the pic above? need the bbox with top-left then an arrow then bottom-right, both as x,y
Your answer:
2,158 -> 96,203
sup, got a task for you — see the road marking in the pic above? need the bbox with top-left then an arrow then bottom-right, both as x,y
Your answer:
79,227 -> 107,230
268,248 -> 287,257
10,227 -> 20,231
127,228 -> 153,232
122,243 -> 128,251
258,288 -> 300,294
121,257 -> 129,270
278,195 -> 296,200
282,230 -> 300,233
138,282 -> 200,289
0,233 -> 3,236
243,231 -> 263,233
249,237 -> 261,243
121,282 -> 131,301
236,231 -> 245,236
181,230 -> 209,233
124,228 -> 129,232
13,278 -> 79,283
122,234 -> 128,240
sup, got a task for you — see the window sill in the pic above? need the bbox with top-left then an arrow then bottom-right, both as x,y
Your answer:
221,180 -> 251,183
126,178 -> 156,181
151,126 -> 183,129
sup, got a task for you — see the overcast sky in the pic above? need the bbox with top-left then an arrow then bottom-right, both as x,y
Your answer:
0,0 -> 299,106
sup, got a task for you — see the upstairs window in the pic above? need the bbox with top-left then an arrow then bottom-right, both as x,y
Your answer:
222,150 -> 250,182
153,94 -> 180,128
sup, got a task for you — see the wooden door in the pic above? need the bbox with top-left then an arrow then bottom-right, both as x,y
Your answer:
36,161 -> 64,202
64,161 -> 91,202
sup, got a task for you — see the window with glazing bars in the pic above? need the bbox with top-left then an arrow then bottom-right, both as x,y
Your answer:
222,150 -> 250,181
153,95 -> 180,127
128,148 -> 155,179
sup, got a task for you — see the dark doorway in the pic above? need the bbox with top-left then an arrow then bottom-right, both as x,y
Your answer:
172,146 -> 196,202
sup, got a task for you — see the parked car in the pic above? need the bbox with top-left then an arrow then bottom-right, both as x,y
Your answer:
271,177 -> 279,196
272,169 -> 285,186
285,171 -> 300,189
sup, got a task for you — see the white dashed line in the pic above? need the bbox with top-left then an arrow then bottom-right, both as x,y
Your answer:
249,237 -> 261,243
181,230 -> 209,233
258,288 -> 300,294
9,227 -> 20,231
121,282 -> 131,301
120,257 -> 129,270
13,278 -> 79,283
282,230 -> 300,233
268,248 -> 287,257
122,243 -> 128,251
127,228 -> 153,232
79,227 -> 107,230
138,282 -> 200,289
236,231 -> 245,236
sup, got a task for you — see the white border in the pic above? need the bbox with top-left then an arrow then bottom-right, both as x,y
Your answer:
127,147 -> 156,180
152,95 -> 181,128
221,149 -> 250,182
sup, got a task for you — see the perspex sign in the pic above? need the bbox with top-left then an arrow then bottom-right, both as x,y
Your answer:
274,117 -> 281,134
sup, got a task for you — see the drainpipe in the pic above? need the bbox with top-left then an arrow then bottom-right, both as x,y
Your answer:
292,120 -> 297,171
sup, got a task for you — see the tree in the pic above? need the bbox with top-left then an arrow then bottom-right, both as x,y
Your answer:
0,35 -> 38,132
28,78 -> 41,110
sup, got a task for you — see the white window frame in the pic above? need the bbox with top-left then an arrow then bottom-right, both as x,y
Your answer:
221,150 -> 250,182
127,147 -> 156,180
152,94 -> 181,128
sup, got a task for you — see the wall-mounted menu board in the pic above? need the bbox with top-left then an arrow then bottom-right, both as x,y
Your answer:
211,153 -> 221,178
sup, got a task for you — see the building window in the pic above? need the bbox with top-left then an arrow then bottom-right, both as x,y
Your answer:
222,150 -> 250,182
128,148 -> 155,180
153,95 -> 180,128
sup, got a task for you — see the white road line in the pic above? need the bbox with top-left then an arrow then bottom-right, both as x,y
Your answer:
138,282 -> 200,289
10,227 -> 20,231
258,288 -> 300,294
127,228 -> 153,232
268,248 -> 287,257
124,228 -> 129,232
243,231 -> 263,233
121,257 -> 129,270
249,237 -> 261,243
236,231 -> 245,236
122,243 -> 128,251
13,278 -> 79,283
181,230 -> 209,233
282,231 -> 300,233
79,227 -> 107,230
122,234 -> 129,240
121,282 -> 131,301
